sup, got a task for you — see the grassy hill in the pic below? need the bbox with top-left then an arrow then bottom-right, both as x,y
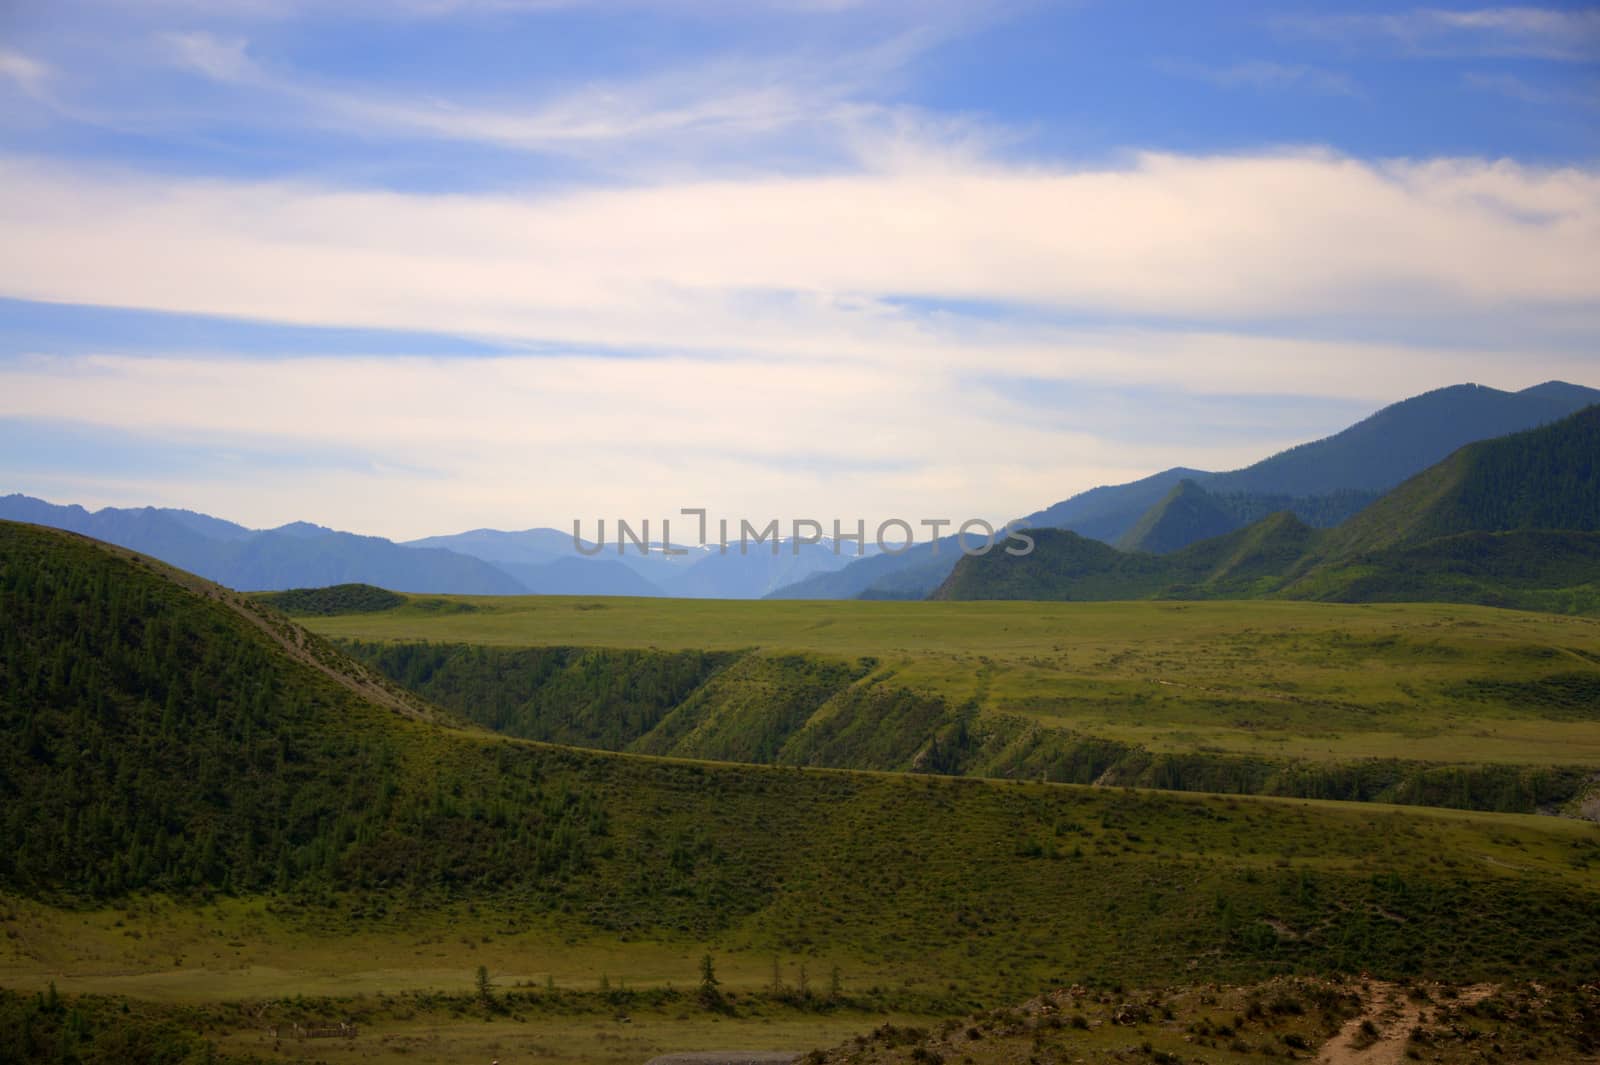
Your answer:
6,520 -> 1600,999
5,519 -> 1600,1062
937,406 -> 1600,613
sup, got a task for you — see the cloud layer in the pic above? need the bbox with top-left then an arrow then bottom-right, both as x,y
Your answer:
1,3 -> 1596,537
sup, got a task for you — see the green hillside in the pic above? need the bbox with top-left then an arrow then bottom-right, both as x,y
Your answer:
1310,403 -> 1600,559
255,581 -> 407,615
938,406 -> 1600,612
6,519 -> 1600,1008
1115,479 -> 1240,554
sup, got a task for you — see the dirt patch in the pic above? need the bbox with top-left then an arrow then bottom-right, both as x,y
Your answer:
1316,983 -> 1496,1065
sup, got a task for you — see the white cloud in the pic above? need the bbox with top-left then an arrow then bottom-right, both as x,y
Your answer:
161,31 -> 258,83
1463,70 -> 1600,110
145,25 -> 940,163
2,144 -> 1594,535
1160,60 -> 1359,97
0,49 -> 53,99
6,342 -> 1572,540
0,149 -> 1594,349
1277,7 -> 1600,61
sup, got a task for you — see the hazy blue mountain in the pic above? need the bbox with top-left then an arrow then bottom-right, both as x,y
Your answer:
766,534 -> 982,601
267,520 -> 338,539
417,523 -> 867,599
158,508 -> 254,541
0,495 -> 526,594
1021,467 -> 1208,543
405,527 -> 589,566
212,528 -> 526,593
658,541 -> 861,599
772,380 -> 1600,599
492,557 -> 667,596
1044,381 -> 1600,551
0,495 -> 236,572
1203,381 -> 1600,497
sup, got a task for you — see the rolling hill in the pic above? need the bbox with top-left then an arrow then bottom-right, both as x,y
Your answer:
6,517 -> 1600,1008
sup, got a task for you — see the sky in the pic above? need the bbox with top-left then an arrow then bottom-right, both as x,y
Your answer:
0,0 -> 1597,541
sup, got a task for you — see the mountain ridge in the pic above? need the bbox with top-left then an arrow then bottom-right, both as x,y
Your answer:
935,404 -> 1600,610
773,380 -> 1600,599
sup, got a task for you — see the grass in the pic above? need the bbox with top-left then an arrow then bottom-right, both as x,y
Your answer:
6,756 -> 1599,1005
301,595 -> 1600,769
5,525 -> 1600,1063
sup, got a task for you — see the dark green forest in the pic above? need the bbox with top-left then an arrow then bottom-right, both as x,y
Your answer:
0,524 -> 606,902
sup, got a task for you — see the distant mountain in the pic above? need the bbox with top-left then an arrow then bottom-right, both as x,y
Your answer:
776,380 -> 1600,599
416,525 -> 865,599
766,535 -> 980,601
405,527 -> 593,566
1203,381 -> 1600,497
495,556 -> 667,596
1022,467 -> 1208,543
0,495 -> 526,594
1314,403 -> 1600,558
218,528 -> 526,593
1034,380 -> 1600,551
656,541 -> 862,599
935,405 -> 1600,613
0,496 -> 241,571
1115,479 -> 1238,554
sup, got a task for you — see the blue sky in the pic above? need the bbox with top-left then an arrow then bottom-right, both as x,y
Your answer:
0,0 -> 1596,538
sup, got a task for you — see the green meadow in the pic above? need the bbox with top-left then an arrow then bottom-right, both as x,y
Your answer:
301,594 -> 1600,794
6,525 -> 1600,1064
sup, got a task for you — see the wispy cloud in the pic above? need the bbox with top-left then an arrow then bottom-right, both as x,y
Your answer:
0,49 -> 53,100
63,0 -> 923,19
160,31 -> 257,83
1,149 -> 1594,358
1463,70 -> 1600,109
1159,59 -> 1360,97
1277,7 -> 1600,62
152,27 -> 940,163
4,333 -> 1582,540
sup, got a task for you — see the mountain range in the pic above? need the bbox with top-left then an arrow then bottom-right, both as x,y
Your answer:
777,380 -> 1600,600
4,380 -> 1595,600
0,496 -> 868,598
935,403 -> 1600,613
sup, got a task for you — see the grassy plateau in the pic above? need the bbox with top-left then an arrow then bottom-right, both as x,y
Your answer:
300,593 -> 1600,813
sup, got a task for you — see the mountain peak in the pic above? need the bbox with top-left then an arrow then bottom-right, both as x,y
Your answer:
1116,478 -> 1240,555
